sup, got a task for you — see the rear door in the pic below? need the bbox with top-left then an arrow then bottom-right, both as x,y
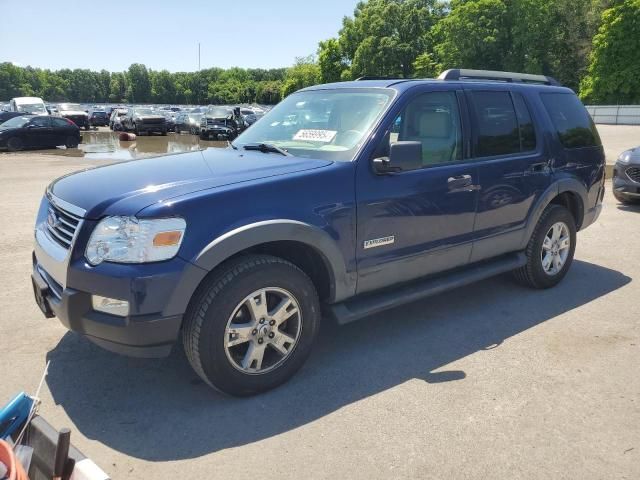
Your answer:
50,117 -> 74,146
356,87 -> 480,294
465,87 -> 551,262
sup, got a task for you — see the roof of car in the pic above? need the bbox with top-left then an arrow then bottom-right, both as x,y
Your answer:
301,78 -> 573,94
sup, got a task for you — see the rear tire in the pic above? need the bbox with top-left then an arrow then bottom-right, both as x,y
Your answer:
65,136 -> 79,148
199,130 -> 208,140
513,204 -> 576,289
182,254 -> 320,396
7,137 -> 23,152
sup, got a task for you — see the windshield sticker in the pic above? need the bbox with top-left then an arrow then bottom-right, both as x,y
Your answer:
293,129 -> 337,143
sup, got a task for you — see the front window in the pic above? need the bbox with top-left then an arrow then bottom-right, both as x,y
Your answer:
16,103 -> 46,114
134,108 -> 154,116
58,103 -> 83,112
233,89 -> 394,161
206,107 -> 231,118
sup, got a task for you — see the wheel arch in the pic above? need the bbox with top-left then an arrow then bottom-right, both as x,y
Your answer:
521,178 -> 587,248
164,220 -> 354,319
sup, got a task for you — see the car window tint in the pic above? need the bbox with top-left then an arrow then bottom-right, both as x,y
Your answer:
471,91 -> 520,157
512,92 -> 536,151
51,117 -> 70,127
540,92 -> 601,149
386,91 -> 463,168
30,117 -> 51,127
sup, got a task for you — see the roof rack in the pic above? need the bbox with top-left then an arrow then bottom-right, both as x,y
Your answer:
438,69 -> 561,86
355,76 -> 401,81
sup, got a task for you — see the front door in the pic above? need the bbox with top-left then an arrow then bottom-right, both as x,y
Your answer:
356,89 -> 479,294
25,116 -> 53,147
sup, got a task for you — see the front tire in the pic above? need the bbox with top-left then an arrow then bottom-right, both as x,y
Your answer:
513,204 -> 576,289
7,137 -> 23,151
182,255 -> 320,396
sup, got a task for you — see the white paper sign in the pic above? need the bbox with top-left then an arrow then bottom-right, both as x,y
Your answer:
293,129 -> 337,143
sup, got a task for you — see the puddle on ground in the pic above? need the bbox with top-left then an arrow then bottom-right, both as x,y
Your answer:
7,130 -> 228,161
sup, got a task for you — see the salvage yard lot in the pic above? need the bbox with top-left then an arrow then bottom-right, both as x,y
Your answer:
0,144 -> 638,478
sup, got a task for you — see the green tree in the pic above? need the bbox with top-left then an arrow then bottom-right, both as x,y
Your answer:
281,56 -> 321,97
126,63 -> 151,103
318,38 -> 347,83
580,0 -> 640,103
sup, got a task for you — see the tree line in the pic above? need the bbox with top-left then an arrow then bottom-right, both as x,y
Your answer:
1,0 -> 638,105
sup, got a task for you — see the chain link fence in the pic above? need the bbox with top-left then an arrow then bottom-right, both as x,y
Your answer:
586,105 -> 640,125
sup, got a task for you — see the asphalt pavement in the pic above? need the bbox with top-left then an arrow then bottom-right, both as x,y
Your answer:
0,150 -> 637,480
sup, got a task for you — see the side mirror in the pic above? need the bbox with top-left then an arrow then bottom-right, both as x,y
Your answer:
373,141 -> 422,173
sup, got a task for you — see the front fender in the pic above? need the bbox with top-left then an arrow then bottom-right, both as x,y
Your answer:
163,220 -> 354,316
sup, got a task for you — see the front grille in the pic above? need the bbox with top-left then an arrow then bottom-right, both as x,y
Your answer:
142,118 -> 165,125
626,167 -> 640,183
46,201 -> 81,250
207,119 -> 226,126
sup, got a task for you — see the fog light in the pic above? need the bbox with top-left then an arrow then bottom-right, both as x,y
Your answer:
92,295 -> 129,317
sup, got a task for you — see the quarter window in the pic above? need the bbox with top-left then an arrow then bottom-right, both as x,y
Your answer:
540,93 -> 600,149
384,91 -> 463,167
30,117 -> 51,127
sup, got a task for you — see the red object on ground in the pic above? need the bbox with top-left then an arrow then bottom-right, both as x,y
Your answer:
118,132 -> 136,141
0,440 -> 29,480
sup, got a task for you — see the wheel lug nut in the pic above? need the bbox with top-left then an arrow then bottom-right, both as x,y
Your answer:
252,329 -> 257,335
269,320 -> 275,326
258,338 -> 264,344
259,318 -> 265,324
268,332 -> 275,339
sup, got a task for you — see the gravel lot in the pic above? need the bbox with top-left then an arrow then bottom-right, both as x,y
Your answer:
0,144 -> 638,479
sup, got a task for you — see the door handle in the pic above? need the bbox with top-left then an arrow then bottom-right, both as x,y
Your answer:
526,162 -> 550,175
448,174 -> 480,193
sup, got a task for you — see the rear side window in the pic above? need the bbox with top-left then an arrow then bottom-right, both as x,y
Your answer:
540,93 -> 600,149
470,91 -> 520,157
52,117 -> 70,127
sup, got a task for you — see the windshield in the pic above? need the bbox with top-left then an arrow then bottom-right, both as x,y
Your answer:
135,108 -> 154,116
206,107 -> 231,118
16,103 -> 46,114
189,114 -> 202,122
1,116 -> 31,128
232,89 -> 393,161
58,103 -> 83,111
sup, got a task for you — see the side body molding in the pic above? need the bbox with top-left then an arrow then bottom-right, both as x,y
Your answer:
193,219 -> 355,303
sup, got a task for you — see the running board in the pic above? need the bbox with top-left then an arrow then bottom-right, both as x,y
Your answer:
327,252 -> 527,325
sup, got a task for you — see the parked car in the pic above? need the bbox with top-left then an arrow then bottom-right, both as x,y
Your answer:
160,111 -> 176,132
0,111 -> 28,125
9,97 -> 48,115
109,108 -> 128,131
57,103 -> 90,130
31,69 -> 605,396
175,113 -> 202,135
122,107 -> 167,135
612,146 -> 640,204
199,106 -> 240,140
0,115 -> 80,151
89,110 -> 109,127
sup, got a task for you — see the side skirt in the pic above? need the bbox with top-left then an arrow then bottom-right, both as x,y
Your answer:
326,251 -> 526,325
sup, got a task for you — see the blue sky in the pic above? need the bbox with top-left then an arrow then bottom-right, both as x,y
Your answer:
0,0 -> 358,72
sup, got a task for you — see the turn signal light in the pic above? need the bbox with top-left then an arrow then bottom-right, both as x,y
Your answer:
153,231 -> 183,247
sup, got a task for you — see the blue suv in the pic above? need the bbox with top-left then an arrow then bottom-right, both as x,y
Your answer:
32,70 -> 605,396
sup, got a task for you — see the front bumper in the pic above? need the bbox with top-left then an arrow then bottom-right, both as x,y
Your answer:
138,123 -> 167,133
612,162 -> 640,199
31,195 -> 206,357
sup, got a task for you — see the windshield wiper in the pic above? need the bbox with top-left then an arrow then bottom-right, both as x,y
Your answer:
242,143 -> 291,156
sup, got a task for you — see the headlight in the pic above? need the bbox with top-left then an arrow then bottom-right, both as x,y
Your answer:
618,151 -> 632,164
86,216 -> 186,265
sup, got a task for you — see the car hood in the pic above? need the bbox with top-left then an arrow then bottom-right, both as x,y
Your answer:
50,148 -> 333,219
136,115 -> 165,120
60,111 -> 87,116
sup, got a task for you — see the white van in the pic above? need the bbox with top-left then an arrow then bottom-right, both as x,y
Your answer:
9,96 -> 49,115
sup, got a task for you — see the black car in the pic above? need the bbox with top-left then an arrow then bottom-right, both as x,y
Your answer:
160,111 -> 176,132
200,106 -> 242,140
612,146 -> 640,204
57,103 -> 90,130
89,110 -> 109,127
0,115 -> 81,151
0,111 -> 28,125
122,107 -> 167,135
175,113 -> 202,135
